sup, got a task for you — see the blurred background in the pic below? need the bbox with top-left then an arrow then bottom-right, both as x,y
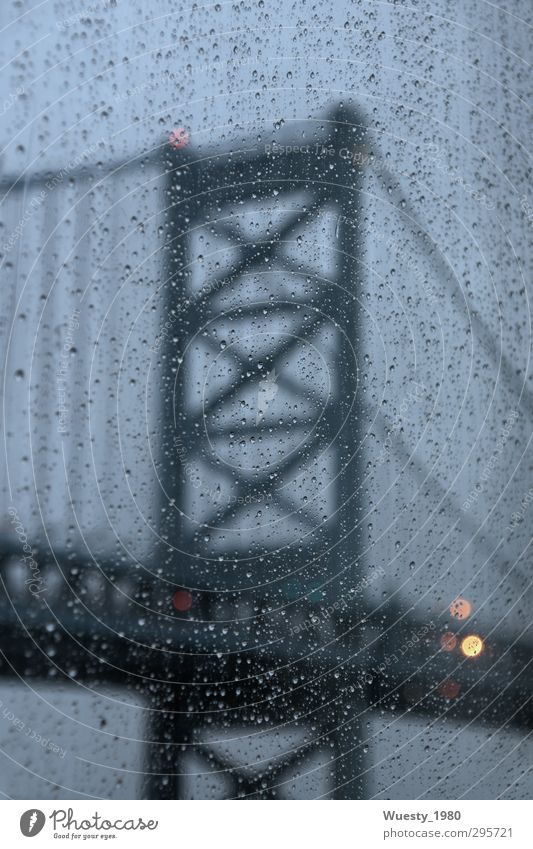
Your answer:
0,0 -> 531,799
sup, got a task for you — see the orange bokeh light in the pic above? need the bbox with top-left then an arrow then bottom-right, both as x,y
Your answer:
450,597 -> 472,620
460,634 -> 484,657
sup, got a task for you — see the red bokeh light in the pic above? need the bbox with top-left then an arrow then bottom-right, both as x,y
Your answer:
168,127 -> 190,149
172,589 -> 193,611
438,679 -> 461,699
440,632 -> 457,652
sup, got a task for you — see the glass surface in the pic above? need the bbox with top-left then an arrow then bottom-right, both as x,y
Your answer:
0,0 -> 531,800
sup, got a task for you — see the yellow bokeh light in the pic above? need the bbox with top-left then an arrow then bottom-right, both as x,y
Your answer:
460,634 -> 484,657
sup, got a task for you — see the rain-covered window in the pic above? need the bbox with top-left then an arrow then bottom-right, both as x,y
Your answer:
0,0 -> 531,802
